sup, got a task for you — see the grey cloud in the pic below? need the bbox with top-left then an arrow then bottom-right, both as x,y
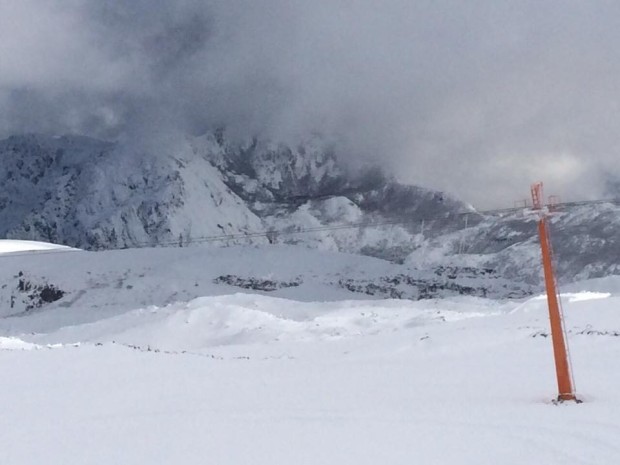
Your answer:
1,0 -> 619,207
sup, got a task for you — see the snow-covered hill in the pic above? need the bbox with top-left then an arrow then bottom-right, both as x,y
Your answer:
1,240 -> 619,464
0,242 -> 532,335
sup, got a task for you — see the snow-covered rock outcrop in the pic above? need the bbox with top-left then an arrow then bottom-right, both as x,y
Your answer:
0,133 -> 465,258
0,134 -> 265,249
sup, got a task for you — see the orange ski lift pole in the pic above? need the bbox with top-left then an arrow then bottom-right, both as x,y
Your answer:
530,182 -> 578,402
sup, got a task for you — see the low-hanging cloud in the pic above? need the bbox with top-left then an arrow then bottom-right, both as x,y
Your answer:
1,0 -> 620,207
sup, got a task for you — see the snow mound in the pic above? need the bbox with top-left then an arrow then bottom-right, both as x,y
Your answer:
25,293 -> 504,351
0,336 -> 41,350
0,240 -> 75,254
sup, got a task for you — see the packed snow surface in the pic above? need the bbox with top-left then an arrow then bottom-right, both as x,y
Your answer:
0,239 -> 74,254
1,243 -> 619,464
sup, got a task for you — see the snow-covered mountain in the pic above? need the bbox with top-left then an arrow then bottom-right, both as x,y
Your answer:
0,132 -> 471,261
407,203 -> 620,286
0,134 -> 266,249
1,132 -> 619,296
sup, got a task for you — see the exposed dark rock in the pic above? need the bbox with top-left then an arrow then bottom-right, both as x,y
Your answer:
213,274 -> 302,292
14,271 -> 65,312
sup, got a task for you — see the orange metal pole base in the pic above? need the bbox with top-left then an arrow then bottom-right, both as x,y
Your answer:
554,394 -> 582,404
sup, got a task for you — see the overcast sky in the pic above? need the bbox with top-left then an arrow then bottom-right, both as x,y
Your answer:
1,0 -> 619,207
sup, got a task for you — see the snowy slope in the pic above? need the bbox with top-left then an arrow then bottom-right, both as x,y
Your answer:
0,242 -> 532,337
1,261 -> 620,464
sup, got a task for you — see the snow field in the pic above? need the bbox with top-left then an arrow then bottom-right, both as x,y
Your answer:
0,241 -> 620,464
1,288 -> 620,464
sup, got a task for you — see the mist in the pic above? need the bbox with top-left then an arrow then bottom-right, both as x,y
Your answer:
1,0 -> 619,207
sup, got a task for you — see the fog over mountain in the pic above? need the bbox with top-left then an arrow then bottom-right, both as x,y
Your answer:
2,1 -> 619,207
